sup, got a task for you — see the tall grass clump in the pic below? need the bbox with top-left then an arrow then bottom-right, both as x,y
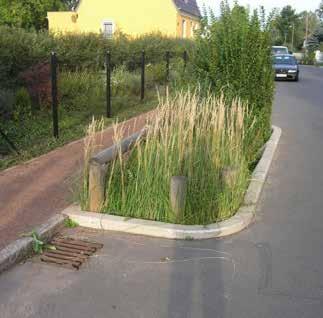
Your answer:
99,91 -> 254,225
193,1 -> 274,163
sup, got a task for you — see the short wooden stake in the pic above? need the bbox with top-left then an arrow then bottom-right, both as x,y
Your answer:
170,176 -> 187,219
89,161 -> 106,212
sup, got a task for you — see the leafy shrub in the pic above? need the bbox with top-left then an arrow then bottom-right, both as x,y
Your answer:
59,71 -> 105,111
193,1 -> 274,158
146,63 -> 166,85
145,58 -> 188,88
0,26 -> 194,88
19,62 -> 51,108
302,51 -> 315,65
0,89 -> 15,120
13,87 -> 33,120
111,65 -> 141,96
0,26 -> 54,88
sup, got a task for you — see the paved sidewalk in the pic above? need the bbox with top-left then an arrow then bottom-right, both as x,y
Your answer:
0,111 -> 152,249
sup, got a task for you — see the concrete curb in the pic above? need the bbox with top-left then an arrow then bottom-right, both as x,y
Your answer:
64,126 -> 282,240
0,214 -> 66,274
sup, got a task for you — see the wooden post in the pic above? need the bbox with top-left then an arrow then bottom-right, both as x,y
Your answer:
89,161 -> 106,212
170,176 -> 187,219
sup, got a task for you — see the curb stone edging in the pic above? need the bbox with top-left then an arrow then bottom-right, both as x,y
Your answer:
63,125 -> 282,240
0,214 -> 66,274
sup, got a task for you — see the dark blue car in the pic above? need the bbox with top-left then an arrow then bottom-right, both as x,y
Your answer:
273,54 -> 299,81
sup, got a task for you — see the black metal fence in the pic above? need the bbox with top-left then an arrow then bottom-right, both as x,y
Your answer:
50,49 -> 189,139
28,50 -> 188,141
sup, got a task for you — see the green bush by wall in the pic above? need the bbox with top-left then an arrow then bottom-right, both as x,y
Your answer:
193,2 -> 274,161
0,26 -> 194,89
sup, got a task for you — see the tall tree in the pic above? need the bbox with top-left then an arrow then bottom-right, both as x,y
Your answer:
307,25 -> 323,51
274,5 -> 300,49
298,11 -> 320,49
316,1 -> 323,21
0,0 -> 66,30
62,0 -> 79,10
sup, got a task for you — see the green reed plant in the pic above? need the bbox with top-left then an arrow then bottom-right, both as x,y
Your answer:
95,90 -> 254,225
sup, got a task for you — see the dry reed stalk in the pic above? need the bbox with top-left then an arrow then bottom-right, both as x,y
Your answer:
101,90 -> 253,224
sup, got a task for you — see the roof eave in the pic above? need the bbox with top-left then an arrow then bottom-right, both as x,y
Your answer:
177,8 -> 202,19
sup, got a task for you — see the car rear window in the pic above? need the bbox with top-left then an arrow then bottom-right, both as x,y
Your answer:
272,47 -> 288,54
273,56 -> 297,65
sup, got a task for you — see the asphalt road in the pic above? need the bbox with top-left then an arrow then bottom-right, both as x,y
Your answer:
1,66 -> 323,318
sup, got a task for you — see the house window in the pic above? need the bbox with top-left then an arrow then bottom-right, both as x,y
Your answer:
191,22 -> 194,37
182,19 -> 186,38
102,21 -> 114,38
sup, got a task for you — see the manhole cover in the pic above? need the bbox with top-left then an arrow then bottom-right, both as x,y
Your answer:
40,237 -> 103,270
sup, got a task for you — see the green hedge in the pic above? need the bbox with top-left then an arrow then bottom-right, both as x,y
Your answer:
193,2 -> 274,159
0,26 -> 194,88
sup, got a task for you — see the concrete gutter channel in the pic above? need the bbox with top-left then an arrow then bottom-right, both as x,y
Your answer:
0,125 -> 281,273
0,214 -> 66,274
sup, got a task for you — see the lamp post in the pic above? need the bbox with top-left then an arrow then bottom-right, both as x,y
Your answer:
284,31 -> 287,46
291,23 -> 295,51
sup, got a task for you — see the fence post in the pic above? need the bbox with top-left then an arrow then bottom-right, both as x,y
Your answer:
141,50 -> 145,101
183,50 -> 188,70
106,51 -> 112,118
50,52 -> 59,139
165,51 -> 170,83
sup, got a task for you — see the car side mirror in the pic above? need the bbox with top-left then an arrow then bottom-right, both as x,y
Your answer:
289,51 -> 293,54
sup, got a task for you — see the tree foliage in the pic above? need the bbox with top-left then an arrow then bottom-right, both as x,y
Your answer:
316,1 -> 323,21
307,25 -> 323,51
193,1 -> 274,154
272,6 -> 300,48
0,0 -> 66,30
0,26 -> 194,88
271,6 -> 320,50
62,0 -> 79,10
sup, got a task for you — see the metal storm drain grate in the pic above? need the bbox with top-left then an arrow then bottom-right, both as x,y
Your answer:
40,237 -> 103,270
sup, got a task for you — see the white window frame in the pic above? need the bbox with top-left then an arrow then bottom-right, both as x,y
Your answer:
182,19 -> 187,38
190,22 -> 194,37
102,20 -> 115,38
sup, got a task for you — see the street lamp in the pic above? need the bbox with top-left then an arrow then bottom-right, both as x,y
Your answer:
285,23 -> 295,51
291,23 -> 295,51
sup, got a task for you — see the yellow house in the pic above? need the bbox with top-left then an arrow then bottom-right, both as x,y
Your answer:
47,0 -> 201,38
